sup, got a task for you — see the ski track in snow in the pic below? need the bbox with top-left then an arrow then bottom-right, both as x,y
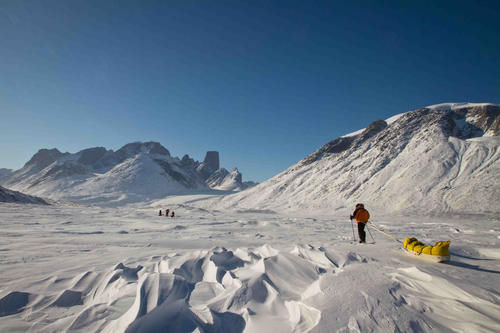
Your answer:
0,202 -> 499,332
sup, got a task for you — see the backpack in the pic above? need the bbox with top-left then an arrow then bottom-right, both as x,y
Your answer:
356,208 -> 370,222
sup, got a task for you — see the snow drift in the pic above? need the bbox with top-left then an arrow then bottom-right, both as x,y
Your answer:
0,200 -> 499,332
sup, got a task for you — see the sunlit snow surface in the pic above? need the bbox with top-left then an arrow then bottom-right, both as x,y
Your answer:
0,200 -> 499,332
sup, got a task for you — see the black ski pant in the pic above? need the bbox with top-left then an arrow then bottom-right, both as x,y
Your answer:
357,222 -> 367,242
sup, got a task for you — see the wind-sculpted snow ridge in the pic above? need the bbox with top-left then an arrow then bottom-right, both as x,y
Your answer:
1,204 -> 499,332
0,245 -> 342,332
209,103 -> 500,215
390,267 -> 500,332
4,243 -> 498,332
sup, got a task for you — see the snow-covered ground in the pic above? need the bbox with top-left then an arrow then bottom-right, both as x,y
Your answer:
1,200 -> 499,332
1,103 -> 498,331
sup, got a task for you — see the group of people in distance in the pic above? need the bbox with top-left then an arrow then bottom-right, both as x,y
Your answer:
159,209 -> 175,218
157,204 -> 368,239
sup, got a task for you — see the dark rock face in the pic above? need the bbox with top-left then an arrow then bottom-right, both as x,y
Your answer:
203,151 -> 220,171
196,163 -> 216,180
205,168 -> 230,187
302,120 -> 387,165
77,147 -> 108,166
116,142 -> 170,160
357,119 -> 388,143
181,154 -> 193,163
301,104 -> 499,168
0,169 -> 12,184
447,104 -> 500,138
24,149 -> 68,169
42,162 -> 89,179
146,142 -> 171,156
303,137 -> 354,165
230,168 -> 243,184
480,104 -> 500,135
154,159 -> 195,188
0,186 -> 49,204
196,151 -> 221,180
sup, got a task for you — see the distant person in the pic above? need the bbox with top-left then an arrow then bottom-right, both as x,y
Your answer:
165,209 -> 170,217
171,211 -> 175,218
350,203 -> 370,243
158,209 -> 162,216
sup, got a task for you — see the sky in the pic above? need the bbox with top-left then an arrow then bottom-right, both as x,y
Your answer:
1,0 -> 499,182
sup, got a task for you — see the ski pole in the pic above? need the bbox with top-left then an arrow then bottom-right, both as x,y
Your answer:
350,218 -> 356,241
366,224 -> 375,243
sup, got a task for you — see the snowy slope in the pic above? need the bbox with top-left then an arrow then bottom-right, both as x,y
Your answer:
207,103 -> 500,215
3,142 -> 253,205
206,168 -> 251,191
40,153 -> 204,205
0,186 -> 49,204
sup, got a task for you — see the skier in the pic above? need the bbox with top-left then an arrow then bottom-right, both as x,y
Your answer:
350,203 -> 370,243
165,208 -> 170,217
171,211 -> 175,218
158,209 -> 162,216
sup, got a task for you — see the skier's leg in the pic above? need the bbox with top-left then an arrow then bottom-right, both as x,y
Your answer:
358,223 -> 366,243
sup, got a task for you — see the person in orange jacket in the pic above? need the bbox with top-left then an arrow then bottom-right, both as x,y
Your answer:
350,203 -> 370,243
165,209 -> 170,217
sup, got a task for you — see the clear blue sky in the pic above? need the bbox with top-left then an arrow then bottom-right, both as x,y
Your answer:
1,1 -> 499,182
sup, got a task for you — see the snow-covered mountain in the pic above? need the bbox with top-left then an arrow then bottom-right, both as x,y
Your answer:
0,186 -> 49,204
0,168 -> 12,183
2,142 -> 253,205
212,103 -> 500,215
205,168 -> 256,191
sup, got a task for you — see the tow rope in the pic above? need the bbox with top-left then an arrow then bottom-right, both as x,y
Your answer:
367,222 -> 403,244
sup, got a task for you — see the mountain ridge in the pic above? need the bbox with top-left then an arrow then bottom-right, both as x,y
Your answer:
0,186 -> 49,205
2,142 -> 254,205
206,103 -> 500,215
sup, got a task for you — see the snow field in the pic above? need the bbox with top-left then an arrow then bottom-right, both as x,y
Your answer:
0,203 -> 499,332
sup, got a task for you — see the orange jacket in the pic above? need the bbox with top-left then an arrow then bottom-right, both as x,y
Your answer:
351,207 -> 370,223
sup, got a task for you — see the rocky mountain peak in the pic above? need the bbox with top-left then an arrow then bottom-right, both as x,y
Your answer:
116,142 -> 170,158
203,151 -> 220,171
3,142 -> 255,204
451,104 -> 500,137
77,147 -> 109,166
181,154 -> 196,167
24,148 -> 67,169
229,168 -> 243,183
205,167 -> 247,191
415,104 -> 500,140
359,119 -> 388,140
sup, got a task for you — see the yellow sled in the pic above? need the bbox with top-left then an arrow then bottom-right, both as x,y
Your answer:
403,237 -> 451,263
